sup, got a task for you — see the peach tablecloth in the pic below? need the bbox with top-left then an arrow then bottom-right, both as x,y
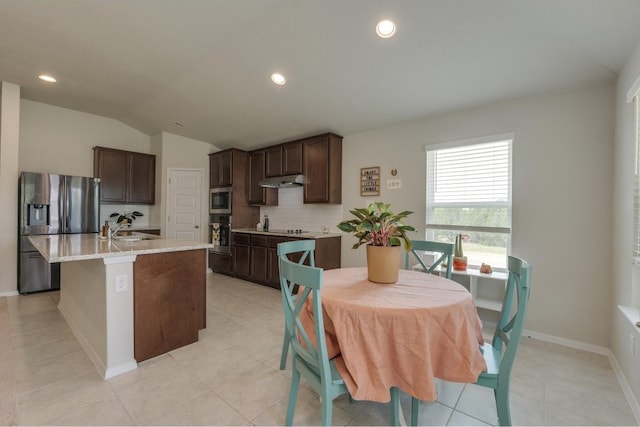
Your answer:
314,267 -> 487,403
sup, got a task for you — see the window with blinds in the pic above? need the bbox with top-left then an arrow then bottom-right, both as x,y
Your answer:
426,134 -> 513,269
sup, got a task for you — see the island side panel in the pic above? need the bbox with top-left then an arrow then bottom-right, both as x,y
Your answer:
133,249 -> 206,362
58,256 -> 137,379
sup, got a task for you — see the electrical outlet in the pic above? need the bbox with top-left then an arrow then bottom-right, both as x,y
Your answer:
387,179 -> 402,190
115,275 -> 128,293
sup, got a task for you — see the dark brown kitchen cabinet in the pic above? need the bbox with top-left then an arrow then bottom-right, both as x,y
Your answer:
232,231 -> 341,289
209,252 -> 233,276
232,233 -> 251,279
248,150 -> 278,205
302,133 -> 342,204
283,141 -> 303,175
209,150 -> 232,187
93,147 -> 155,204
267,236 -> 290,286
134,249 -> 206,362
265,146 -> 283,177
265,141 -> 302,178
249,235 -> 268,282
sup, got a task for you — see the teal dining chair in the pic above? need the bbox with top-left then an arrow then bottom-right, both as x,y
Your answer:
277,242 -> 347,426
404,240 -> 454,279
278,240 -> 404,426
410,255 -> 532,426
278,240 -> 316,370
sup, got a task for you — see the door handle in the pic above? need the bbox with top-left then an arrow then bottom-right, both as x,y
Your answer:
194,225 -> 200,229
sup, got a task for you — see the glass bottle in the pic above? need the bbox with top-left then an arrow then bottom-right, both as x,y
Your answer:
263,215 -> 269,232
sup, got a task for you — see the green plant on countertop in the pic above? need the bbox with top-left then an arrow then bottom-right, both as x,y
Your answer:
336,202 -> 415,251
110,211 -> 143,224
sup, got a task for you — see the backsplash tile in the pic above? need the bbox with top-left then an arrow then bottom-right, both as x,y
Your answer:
259,187 -> 343,233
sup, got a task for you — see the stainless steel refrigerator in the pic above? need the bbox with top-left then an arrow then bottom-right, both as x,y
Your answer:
18,172 -> 100,294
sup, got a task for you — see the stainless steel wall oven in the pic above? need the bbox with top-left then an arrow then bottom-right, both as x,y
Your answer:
210,214 -> 231,254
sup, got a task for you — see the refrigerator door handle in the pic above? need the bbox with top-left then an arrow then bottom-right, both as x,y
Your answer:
63,177 -> 70,232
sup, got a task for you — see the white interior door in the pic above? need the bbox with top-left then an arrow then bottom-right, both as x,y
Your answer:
167,169 -> 203,241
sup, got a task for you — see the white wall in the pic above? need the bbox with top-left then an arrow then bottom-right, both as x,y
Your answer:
341,82 -> 615,348
19,100 -> 151,177
613,38 -> 640,409
0,83 -> 20,296
157,131 -> 215,241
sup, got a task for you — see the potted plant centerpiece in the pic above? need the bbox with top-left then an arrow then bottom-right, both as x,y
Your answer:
337,202 -> 415,283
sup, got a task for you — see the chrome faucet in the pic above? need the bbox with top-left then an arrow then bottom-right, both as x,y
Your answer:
110,222 -> 129,239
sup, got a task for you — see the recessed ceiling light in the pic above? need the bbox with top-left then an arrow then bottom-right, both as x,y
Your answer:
375,20 -> 396,38
38,74 -> 57,83
271,73 -> 286,86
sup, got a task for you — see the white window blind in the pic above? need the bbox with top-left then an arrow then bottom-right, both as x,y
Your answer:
426,135 -> 512,269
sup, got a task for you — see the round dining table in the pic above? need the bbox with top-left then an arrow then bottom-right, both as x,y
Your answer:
315,267 -> 487,403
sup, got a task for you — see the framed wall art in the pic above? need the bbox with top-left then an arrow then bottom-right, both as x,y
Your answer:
360,166 -> 380,196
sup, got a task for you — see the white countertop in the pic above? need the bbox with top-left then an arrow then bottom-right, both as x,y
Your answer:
231,228 -> 341,239
29,233 -> 214,263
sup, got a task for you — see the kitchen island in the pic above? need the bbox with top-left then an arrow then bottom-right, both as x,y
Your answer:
28,233 -> 213,379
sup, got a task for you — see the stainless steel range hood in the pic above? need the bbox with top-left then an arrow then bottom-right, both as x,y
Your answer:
258,174 -> 304,188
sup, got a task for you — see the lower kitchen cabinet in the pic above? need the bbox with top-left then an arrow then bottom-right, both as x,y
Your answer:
232,233 -> 251,279
231,231 -> 341,289
134,250 -> 206,362
267,236 -> 289,285
208,251 -> 233,276
249,235 -> 268,282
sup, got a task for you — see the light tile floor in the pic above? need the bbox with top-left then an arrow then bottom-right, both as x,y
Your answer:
2,272 -> 638,426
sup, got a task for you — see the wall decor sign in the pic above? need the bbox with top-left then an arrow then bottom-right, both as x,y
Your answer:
360,166 -> 380,196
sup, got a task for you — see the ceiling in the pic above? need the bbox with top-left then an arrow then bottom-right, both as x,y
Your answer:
1,0 -> 640,151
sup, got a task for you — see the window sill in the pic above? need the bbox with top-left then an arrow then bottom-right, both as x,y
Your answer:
618,305 -> 640,333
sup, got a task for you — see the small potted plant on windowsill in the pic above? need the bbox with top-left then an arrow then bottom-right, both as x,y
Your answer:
337,202 -> 415,283
453,233 -> 468,271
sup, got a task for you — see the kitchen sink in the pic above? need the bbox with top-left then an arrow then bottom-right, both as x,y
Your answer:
112,232 -> 160,242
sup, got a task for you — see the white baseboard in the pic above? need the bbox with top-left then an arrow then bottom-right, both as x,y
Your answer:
522,328 -> 610,355
519,327 -> 639,424
0,291 -> 19,298
608,350 -> 640,424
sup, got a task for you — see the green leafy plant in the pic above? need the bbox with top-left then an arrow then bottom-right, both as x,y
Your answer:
337,202 -> 415,251
110,211 -> 143,224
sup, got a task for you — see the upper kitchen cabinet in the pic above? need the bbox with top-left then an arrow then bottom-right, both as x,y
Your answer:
93,147 -> 155,204
265,146 -> 283,178
209,150 -> 232,187
283,141 -> 303,175
302,133 -> 342,204
265,140 -> 303,178
265,141 -> 302,178
248,149 -> 278,206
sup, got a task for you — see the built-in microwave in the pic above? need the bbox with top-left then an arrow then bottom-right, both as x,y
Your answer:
210,187 -> 232,214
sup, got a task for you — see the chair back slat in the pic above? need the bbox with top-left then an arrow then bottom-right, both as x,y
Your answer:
278,240 -> 316,267
492,255 -> 532,382
405,240 -> 455,279
278,241 -> 332,385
